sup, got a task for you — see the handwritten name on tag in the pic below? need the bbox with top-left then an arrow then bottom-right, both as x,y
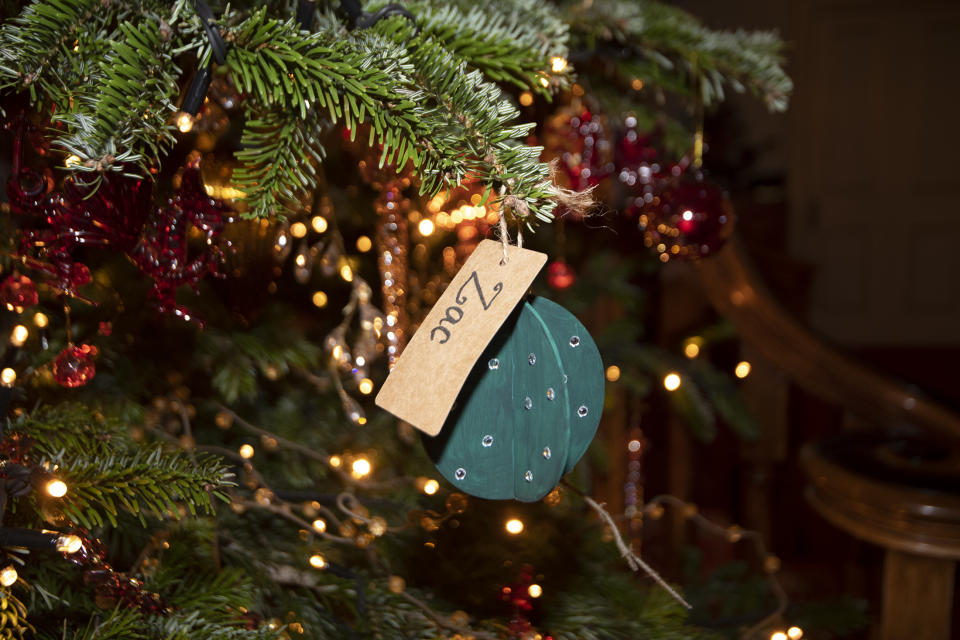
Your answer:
376,240 -> 547,435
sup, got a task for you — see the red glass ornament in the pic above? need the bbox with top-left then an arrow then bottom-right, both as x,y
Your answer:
546,260 -> 576,290
639,172 -> 734,262
0,274 -> 38,311
52,344 -> 98,388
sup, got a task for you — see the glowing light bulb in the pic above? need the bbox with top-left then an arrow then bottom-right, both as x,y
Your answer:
10,325 -> 28,347
734,361 -> 751,379
64,154 -> 81,168
351,457 -> 371,479
663,373 -> 681,391
550,56 -> 568,73
295,253 -> 307,267
45,479 -> 68,498
527,584 -> 542,598
358,378 -> 374,395
605,365 -> 620,382
33,312 -> 49,328
309,553 -> 326,569
0,368 -> 15,387
0,565 -> 17,587
311,216 -> 328,233
56,534 -> 83,554
290,222 -> 307,238
176,112 -> 194,133
312,291 -> 328,308
339,264 -> 353,282
312,519 -> 327,533
423,479 -> 439,495
770,633 -> 787,640
539,76 -> 550,87
328,455 -> 342,468
505,518 -> 524,535
786,627 -> 803,640
418,219 -> 435,237
239,444 -> 255,459
356,236 -> 372,252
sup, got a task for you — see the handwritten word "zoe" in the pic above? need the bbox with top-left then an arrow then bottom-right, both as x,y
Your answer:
429,271 -> 503,344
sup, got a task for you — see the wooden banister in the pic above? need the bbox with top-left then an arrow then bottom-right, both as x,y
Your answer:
696,237 -> 960,442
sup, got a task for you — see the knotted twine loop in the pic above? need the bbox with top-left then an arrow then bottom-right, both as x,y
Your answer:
498,189 -> 528,264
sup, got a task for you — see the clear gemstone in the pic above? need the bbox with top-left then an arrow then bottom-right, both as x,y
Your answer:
542,447 -> 551,459
528,353 -> 536,365
488,358 -> 499,370
482,435 -> 494,447
455,468 -> 466,480
524,470 -> 533,482
577,405 -> 588,418
546,388 -> 555,400
523,397 -> 533,410
569,336 -> 581,347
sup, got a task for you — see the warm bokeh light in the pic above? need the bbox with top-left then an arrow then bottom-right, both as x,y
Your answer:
734,361 -> 752,379
527,583 -> 543,598
295,253 -> 307,267
356,235 -> 372,252
10,325 -> 28,347
290,222 -> 307,238
550,56 -> 568,73
176,112 -> 194,133
358,378 -> 374,395
519,91 -> 534,107
239,444 -> 255,459
64,154 -> 81,167
309,553 -> 327,569
423,479 -> 439,495
311,216 -> 328,233
351,457 -> 371,479
786,627 -> 803,640
312,519 -> 327,533
627,439 -> 642,453
505,518 -> 524,535
770,633 -> 787,640
45,479 -> 68,498
56,534 -> 83,554
0,368 -> 15,387
328,454 -> 342,468
312,291 -> 328,308
605,365 -> 620,382
683,339 -> 701,358
539,76 -> 549,88
631,77 -> 644,91
0,566 -> 17,587
663,373 -> 681,391
418,218 -> 435,237
339,264 -> 354,282
33,312 -> 49,328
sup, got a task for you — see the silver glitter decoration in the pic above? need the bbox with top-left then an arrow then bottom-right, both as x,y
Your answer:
488,358 -> 499,370
577,405 -> 588,418
528,352 -> 537,365
523,396 -> 533,410
482,435 -> 494,447
546,388 -> 555,400
569,336 -> 581,347
455,467 -> 466,480
542,447 -> 551,459
524,470 -> 533,482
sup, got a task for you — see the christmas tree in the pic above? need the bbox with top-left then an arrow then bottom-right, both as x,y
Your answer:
0,1 -> 810,638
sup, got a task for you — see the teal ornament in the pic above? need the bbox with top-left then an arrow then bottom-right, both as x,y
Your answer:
423,296 -> 604,502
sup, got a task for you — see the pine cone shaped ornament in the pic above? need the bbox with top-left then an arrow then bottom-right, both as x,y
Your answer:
423,297 -> 604,502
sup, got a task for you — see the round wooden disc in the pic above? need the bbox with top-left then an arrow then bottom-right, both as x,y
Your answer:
423,296 -> 604,501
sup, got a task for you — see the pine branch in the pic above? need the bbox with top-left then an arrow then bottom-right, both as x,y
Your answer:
51,20 -> 180,177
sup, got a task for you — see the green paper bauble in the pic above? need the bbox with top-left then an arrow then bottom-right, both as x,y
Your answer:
423,296 -> 604,502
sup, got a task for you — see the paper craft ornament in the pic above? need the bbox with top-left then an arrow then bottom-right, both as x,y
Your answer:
422,296 -> 604,502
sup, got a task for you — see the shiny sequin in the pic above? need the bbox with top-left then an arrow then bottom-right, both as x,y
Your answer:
482,435 -> 494,447
488,358 -> 499,370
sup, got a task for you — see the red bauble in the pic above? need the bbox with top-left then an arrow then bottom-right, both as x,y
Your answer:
639,172 -> 734,262
0,273 -> 38,311
52,344 -> 98,388
547,260 -> 576,290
